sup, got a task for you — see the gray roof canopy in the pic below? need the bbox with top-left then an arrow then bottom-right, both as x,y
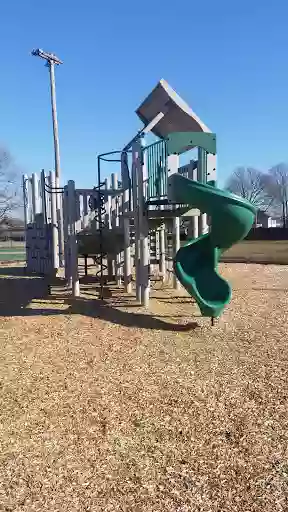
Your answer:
136,79 -> 210,139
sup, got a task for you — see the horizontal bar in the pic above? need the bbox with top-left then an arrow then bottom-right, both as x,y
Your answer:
76,188 -> 124,197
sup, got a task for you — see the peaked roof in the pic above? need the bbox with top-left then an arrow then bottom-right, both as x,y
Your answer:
136,79 -> 210,139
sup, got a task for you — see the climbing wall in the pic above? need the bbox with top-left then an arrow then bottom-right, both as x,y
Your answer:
26,213 -> 54,275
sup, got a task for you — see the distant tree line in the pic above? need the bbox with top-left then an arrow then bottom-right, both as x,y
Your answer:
226,164 -> 288,226
0,146 -> 21,224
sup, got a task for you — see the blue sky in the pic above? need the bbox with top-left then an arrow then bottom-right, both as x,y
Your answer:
1,0 -> 287,188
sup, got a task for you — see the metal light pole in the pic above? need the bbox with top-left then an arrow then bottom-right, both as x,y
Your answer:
31,48 -> 63,188
49,60 -> 61,189
31,48 -> 64,266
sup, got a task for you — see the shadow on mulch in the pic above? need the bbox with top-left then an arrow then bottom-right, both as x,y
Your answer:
0,266 -> 199,332
156,296 -> 194,304
0,266 -> 51,315
67,298 -> 198,332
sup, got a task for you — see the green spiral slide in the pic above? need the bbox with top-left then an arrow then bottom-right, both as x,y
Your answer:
170,174 -> 257,318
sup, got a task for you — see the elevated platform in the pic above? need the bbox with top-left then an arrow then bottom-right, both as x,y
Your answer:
77,228 -> 125,256
77,203 -> 199,256
145,199 -> 199,219
123,202 -> 199,220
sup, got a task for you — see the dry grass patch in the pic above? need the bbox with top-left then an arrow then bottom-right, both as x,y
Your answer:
222,240 -> 288,264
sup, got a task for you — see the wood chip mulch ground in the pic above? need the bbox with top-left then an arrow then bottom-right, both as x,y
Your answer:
0,263 -> 287,511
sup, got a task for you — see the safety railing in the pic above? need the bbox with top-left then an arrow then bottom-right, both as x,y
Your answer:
144,139 -> 168,200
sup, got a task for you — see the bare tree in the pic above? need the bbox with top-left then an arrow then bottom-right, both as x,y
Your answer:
0,146 -> 21,222
267,163 -> 288,227
226,167 -> 274,213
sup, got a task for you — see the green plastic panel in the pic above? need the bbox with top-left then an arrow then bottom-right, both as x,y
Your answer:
167,132 -> 216,156
144,140 -> 168,199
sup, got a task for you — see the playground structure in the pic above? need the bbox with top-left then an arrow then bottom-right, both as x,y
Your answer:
23,79 -> 256,320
